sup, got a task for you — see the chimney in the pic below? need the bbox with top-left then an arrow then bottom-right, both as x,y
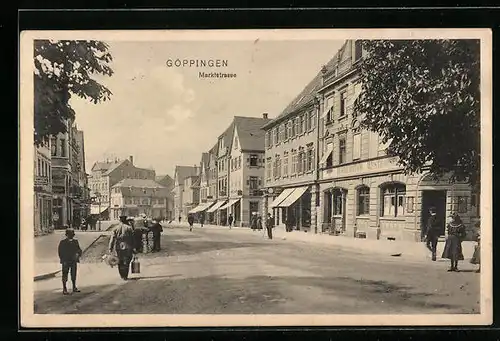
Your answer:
129,155 -> 134,164
262,113 -> 268,119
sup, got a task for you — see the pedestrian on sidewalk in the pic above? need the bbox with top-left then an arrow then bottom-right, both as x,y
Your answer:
188,214 -> 194,232
441,213 -> 466,272
151,219 -> 163,252
257,215 -> 263,231
58,228 -> 82,295
425,207 -> 442,261
178,216 -> 182,224
285,213 -> 295,233
250,213 -> 257,231
200,213 -> 205,228
228,213 -> 233,229
266,213 -> 274,239
470,221 -> 481,273
109,215 -> 136,280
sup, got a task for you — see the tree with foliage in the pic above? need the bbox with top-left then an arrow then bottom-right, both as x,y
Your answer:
354,39 -> 480,186
34,40 -> 114,145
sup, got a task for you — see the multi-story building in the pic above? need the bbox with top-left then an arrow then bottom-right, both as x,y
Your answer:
88,156 -> 156,219
155,174 -> 175,220
34,137 -> 53,235
222,115 -> 271,226
74,129 -> 90,221
262,69 -> 325,232
189,153 -> 215,221
316,40 -> 480,242
172,165 -> 198,221
110,179 -> 169,219
182,173 -> 201,218
208,123 -> 234,225
51,119 -> 75,228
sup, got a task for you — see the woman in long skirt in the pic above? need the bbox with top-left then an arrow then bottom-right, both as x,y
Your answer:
470,221 -> 481,273
441,213 -> 467,272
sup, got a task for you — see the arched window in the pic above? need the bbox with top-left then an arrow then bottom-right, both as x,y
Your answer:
381,183 -> 406,217
333,189 -> 344,216
357,186 -> 370,215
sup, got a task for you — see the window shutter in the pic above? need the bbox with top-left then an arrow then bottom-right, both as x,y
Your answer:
246,157 -> 250,166
246,176 -> 250,186
258,177 -> 262,186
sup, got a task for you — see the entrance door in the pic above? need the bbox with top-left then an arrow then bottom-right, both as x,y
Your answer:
421,190 -> 447,238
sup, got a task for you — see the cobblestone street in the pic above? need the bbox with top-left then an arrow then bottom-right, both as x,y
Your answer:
34,225 -> 480,315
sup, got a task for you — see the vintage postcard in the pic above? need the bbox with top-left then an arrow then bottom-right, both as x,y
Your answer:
20,28 -> 492,328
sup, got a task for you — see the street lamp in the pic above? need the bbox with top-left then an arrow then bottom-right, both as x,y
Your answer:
95,191 -> 102,231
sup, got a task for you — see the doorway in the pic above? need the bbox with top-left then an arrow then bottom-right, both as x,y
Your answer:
421,190 -> 447,239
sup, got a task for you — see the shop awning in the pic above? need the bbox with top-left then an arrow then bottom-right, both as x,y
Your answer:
90,205 -> 109,215
276,186 -> 309,208
270,188 -> 295,208
219,198 -> 240,211
189,201 -> 215,214
206,200 -> 227,213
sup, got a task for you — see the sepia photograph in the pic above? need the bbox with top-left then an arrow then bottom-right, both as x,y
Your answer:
20,29 -> 492,327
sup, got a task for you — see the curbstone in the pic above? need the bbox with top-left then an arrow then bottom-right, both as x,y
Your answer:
34,225 -> 117,282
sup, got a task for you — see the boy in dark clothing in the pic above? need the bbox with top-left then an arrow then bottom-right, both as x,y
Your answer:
187,214 -> 194,232
58,228 -> 82,295
150,219 -> 163,252
426,207 -> 442,261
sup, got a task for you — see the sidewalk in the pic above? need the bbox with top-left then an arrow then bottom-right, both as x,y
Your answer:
34,221 -> 118,281
195,223 -> 476,262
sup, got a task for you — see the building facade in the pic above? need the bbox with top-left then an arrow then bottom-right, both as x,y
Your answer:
50,120 -> 74,229
317,40 -> 479,242
262,69 -> 324,232
262,39 -> 480,242
34,137 -> 53,235
172,165 -> 198,221
182,174 -> 201,218
225,115 -> 271,226
110,179 -> 169,219
155,174 -> 175,220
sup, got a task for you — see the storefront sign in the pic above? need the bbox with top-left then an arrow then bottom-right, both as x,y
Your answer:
323,156 -> 400,179
34,176 -> 49,186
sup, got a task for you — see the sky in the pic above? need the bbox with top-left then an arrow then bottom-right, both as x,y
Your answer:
70,39 -> 344,176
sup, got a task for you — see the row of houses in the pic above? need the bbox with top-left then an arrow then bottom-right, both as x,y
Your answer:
34,118 -> 90,234
173,39 -> 480,242
173,114 -> 271,227
87,156 -> 175,221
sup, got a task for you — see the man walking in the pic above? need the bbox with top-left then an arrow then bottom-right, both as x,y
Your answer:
266,213 -> 274,239
58,228 -> 82,295
109,215 -> 135,280
228,213 -> 233,229
150,219 -> 163,252
187,214 -> 194,232
199,213 -> 205,228
425,207 -> 442,261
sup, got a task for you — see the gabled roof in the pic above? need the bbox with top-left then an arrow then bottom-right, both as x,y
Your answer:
233,116 -> 272,151
155,174 -> 174,189
91,161 -> 114,172
174,165 -> 198,185
112,178 -> 165,189
262,41 -> 349,130
104,159 -> 130,175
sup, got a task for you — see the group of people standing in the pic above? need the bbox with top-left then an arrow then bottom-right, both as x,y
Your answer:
424,207 -> 480,272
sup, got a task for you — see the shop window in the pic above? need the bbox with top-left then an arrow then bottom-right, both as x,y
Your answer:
333,189 -> 344,216
381,183 -> 406,217
357,186 -> 370,215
